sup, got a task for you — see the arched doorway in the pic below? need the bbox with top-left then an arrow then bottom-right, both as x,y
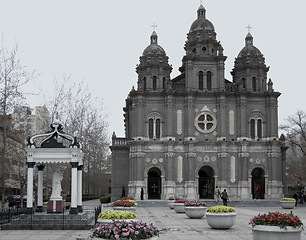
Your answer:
198,166 -> 215,199
147,167 -> 161,199
251,167 -> 265,199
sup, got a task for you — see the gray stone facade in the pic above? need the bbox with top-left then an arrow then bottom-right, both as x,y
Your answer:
111,5 -> 287,201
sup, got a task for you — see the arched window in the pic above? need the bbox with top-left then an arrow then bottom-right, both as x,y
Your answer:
257,119 -> 262,139
149,119 -> 154,139
148,116 -> 162,139
199,71 -> 204,90
242,78 -> 246,90
153,76 -> 157,90
163,77 -> 166,90
143,77 -> 147,90
252,77 -> 257,91
207,71 -> 212,90
156,119 -> 161,139
250,117 -> 263,139
250,119 -> 255,139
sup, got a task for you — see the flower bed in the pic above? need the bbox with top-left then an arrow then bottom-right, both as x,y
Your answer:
92,220 -> 159,239
207,206 -> 235,213
113,201 -> 135,208
249,211 -> 303,229
280,198 -> 296,201
184,200 -> 207,207
98,210 -> 137,220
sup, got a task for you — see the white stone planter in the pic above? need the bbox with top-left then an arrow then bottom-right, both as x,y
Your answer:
173,203 -> 185,213
112,206 -> 136,212
97,218 -> 137,223
251,225 -> 303,240
280,200 -> 296,209
167,200 -> 175,209
205,212 -> 237,229
185,206 -> 206,219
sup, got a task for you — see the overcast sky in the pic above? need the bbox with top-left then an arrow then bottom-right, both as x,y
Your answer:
0,0 -> 305,137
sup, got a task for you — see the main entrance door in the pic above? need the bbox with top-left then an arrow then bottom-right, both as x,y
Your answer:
198,166 -> 215,199
251,167 -> 265,199
147,167 -> 161,199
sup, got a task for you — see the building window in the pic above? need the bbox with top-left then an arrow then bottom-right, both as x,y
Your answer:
257,119 -> 262,138
207,71 -> 212,90
252,77 -> 256,91
242,78 -> 246,90
194,111 -> 217,134
153,76 -> 157,90
250,119 -> 255,139
143,77 -> 147,90
149,119 -> 153,139
148,117 -> 161,139
199,71 -> 204,90
250,117 -> 263,139
156,119 -> 160,138
163,77 -> 166,90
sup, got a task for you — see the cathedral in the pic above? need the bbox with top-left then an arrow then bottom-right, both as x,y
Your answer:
110,4 -> 287,200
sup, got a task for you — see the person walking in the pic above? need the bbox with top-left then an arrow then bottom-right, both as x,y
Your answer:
121,186 -> 126,198
214,186 -> 221,203
221,189 -> 228,206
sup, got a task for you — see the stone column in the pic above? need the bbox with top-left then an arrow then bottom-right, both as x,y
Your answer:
77,165 -> 83,212
26,162 -> 35,212
70,162 -> 78,214
36,165 -> 45,212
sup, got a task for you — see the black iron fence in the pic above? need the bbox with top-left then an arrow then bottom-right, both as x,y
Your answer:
0,206 -> 100,230
0,208 -> 28,225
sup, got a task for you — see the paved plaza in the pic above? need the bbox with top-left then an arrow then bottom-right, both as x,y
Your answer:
0,200 -> 306,239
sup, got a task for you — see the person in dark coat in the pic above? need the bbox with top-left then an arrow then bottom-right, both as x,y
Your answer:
121,186 -> 126,198
140,188 -> 144,200
293,191 -> 298,206
221,189 -> 228,206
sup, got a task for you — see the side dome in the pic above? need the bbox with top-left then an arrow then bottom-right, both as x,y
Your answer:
189,5 -> 215,33
142,31 -> 166,56
237,33 -> 262,58
234,33 -> 266,68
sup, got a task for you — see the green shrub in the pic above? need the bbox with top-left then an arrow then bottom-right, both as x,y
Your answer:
207,206 -> 236,213
98,210 -> 137,220
281,197 -> 296,201
100,196 -> 111,203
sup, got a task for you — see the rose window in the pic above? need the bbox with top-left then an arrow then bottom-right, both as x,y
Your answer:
194,112 -> 217,133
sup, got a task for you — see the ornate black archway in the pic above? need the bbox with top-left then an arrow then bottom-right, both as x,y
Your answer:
147,167 -> 161,199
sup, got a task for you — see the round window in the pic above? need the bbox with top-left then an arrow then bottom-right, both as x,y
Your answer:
194,112 -> 217,133
202,47 -> 207,52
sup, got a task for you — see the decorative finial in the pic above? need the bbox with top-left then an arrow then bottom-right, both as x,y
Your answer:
200,0 -> 203,4
151,23 -> 158,31
246,24 -> 252,33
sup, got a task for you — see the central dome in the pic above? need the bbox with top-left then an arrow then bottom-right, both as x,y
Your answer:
189,5 -> 215,33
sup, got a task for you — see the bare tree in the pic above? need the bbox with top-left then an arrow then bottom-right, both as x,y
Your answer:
0,41 -> 36,115
45,78 -> 110,195
0,40 -> 36,209
280,110 -> 306,187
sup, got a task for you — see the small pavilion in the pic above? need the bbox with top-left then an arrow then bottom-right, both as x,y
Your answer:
26,120 -> 84,214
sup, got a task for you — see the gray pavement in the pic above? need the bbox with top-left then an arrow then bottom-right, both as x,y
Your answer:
1,199 -> 306,239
